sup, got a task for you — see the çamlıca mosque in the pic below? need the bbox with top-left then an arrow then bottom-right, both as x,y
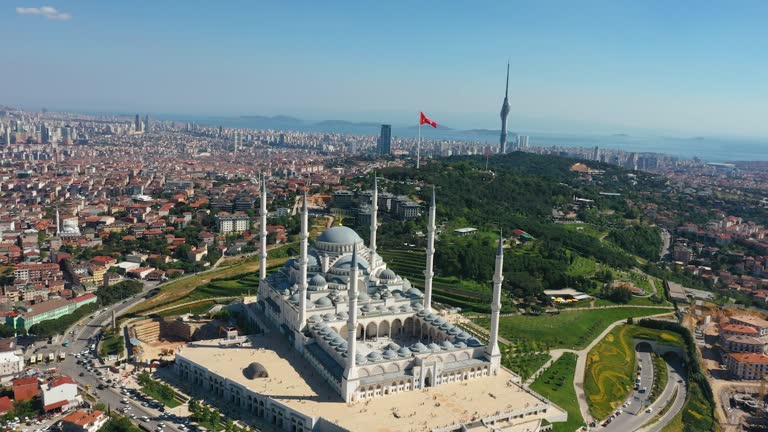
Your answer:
174,177 -> 565,432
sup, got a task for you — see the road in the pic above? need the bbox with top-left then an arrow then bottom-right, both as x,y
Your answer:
603,356 -> 687,431
600,351 -> 654,430
52,285 -> 186,432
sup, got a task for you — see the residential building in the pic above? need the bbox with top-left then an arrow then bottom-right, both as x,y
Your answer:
42,376 -> 80,412
216,213 -> 250,234
724,352 -> 768,380
62,410 -> 108,432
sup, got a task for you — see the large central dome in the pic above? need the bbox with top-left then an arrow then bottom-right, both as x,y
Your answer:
317,226 -> 362,245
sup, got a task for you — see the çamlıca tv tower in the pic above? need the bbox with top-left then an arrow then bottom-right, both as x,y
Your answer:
499,63 -> 511,154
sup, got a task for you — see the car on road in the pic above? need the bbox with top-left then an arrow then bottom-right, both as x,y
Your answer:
646,408 -> 653,413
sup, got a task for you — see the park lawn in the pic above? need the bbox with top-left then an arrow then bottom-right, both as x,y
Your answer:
561,223 -> 607,240
566,254 -> 597,278
584,325 -> 684,420
142,383 -> 181,408
530,353 -> 584,432
475,307 -> 673,350
99,331 -> 124,357
503,352 -> 550,381
592,296 -> 671,307
129,252 -> 291,315
157,300 -> 219,317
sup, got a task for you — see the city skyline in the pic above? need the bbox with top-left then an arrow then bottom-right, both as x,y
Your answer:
5,1 -> 768,137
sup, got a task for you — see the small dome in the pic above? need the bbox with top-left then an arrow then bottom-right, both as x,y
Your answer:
386,342 -> 401,350
355,353 -> 367,365
392,290 -> 405,298
334,342 -> 348,352
440,322 -> 453,331
317,226 -> 363,245
433,317 -> 446,326
309,274 -> 327,288
467,337 -> 483,347
447,327 -> 461,336
315,296 -> 332,307
307,253 -> 320,267
322,313 -> 335,321
367,352 -> 383,361
410,342 -> 427,352
424,313 -> 437,322
333,254 -> 369,270
379,269 -> 397,280
376,305 -> 387,312
440,341 -> 454,350
243,362 -> 269,379
407,288 -> 423,298
397,347 -> 412,357
361,304 -> 373,313
399,305 -> 412,313
322,332 -> 335,341
329,336 -> 345,347
382,349 -> 398,360
457,331 -> 471,340
427,343 -> 441,351
288,294 -> 300,304
336,311 -> 349,320
317,327 -> 330,335
357,292 -> 371,302
412,303 -> 425,311
308,314 -> 322,324
454,341 -> 467,348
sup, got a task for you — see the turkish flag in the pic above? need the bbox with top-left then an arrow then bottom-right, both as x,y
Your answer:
419,112 -> 438,128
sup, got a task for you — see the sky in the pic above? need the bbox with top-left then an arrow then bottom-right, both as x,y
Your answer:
4,1 -> 768,136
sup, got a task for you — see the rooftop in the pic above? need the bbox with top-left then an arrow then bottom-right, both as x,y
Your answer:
732,315 -> 768,328
177,333 -> 555,431
729,352 -> 768,364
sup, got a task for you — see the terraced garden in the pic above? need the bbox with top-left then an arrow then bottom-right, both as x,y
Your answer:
379,248 -> 516,314
584,325 -> 684,420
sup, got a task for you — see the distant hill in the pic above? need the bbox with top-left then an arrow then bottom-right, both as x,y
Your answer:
239,115 -> 304,124
314,120 -> 381,128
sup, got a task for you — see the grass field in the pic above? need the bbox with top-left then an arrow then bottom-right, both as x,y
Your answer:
566,254 -> 597,278
129,246 -> 293,315
503,352 -> 550,381
530,352 -> 584,432
584,325 -> 684,420
476,307 -> 673,350
157,300 -> 221,317
99,331 -> 124,357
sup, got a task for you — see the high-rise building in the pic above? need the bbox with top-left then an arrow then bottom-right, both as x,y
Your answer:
378,124 -> 391,155
499,63 -> 511,154
144,114 -> 151,133
517,135 -> 529,151
135,114 -> 142,133
4,127 -> 11,146
41,124 -> 50,144
592,146 -> 600,161
233,130 -> 241,152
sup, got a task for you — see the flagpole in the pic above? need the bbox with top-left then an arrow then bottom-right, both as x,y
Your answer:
417,122 -> 421,170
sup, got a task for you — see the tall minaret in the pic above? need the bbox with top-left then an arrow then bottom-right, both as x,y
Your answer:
259,175 -> 268,281
55,207 -> 60,237
486,232 -> 504,374
369,173 -> 378,264
423,186 -> 436,311
499,62 -> 511,154
297,191 -> 309,334
342,248 -> 360,402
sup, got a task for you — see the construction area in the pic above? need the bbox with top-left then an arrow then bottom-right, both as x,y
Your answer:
686,302 -> 768,431
128,315 -> 222,363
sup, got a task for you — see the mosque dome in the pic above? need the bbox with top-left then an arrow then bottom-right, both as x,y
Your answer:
367,352 -> 383,361
378,269 -> 397,280
308,314 -> 322,324
322,313 -> 335,322
447,327 -> 461,336
440,341 -> 454,350
433,317 -> 446,326
357,292 -> 371,302
410,342 -> 427,353
382,349 -> 398,360
336,311 -> 349,320
308,274 -> 327,289
335,342 -> 348,352
243,363 -> 269,379
457,331 -> 472,340
407,288 -> 423,298
454,341 -> 467,349
424,313 -> 437,322
288,294 -> 300,304
397,347 -> 412,357
427,343 -> 441,351
467,337 -> 483,347
333,255 -> 369,270
317,226 -> 363,244
355,353 -> 367,365
315,296 -> 333,307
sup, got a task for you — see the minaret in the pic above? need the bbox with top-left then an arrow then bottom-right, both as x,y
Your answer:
259,175 -> 268,281
486,232 -> 504,374
297,191 -> 309,334
342,248 -> 360,402
369,174 -> 378,265
499,62 -> 511,154
423,186 -> 436,311
55,207 -> 60,237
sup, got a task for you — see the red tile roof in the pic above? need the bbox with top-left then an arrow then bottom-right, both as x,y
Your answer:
48,376 -> 76,388
729,352 -> 768,364
13,377 -> 39,401
720,324 -> 759,335
0,396 -> 12,413
44,399 -> 68,412
62,410 -> 105,426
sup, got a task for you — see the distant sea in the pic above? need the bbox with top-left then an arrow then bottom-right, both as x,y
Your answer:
154,114 -> 768,163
